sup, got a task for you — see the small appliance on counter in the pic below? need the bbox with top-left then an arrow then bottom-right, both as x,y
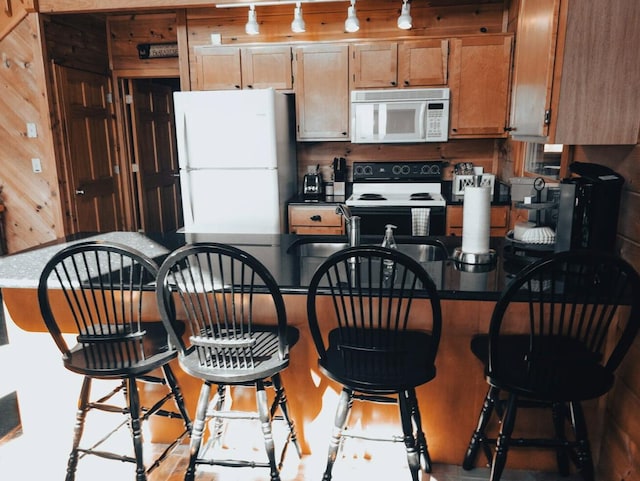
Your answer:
332,157 -> 347,197
303,165 -> 324,201
555,162 -> 624,253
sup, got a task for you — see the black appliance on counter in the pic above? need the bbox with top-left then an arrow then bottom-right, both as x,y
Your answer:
555,161 -> 624,253
345,161 -> 446,236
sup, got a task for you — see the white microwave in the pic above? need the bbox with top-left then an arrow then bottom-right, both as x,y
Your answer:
350,88 -> 450,143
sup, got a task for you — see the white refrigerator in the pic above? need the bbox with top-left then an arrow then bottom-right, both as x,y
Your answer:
174,89 -> 296,234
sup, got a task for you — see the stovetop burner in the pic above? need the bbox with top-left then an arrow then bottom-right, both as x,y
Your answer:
359,193 -> 387,201
410,193 -> 433,200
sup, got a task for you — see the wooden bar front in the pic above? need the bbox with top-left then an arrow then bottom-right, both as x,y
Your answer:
3,287 -> 601,471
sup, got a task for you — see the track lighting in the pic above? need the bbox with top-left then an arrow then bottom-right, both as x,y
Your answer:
397,0 -> 412,30
344,0 -> 360,33
291,2 -> 306,33
245,4 -> 259,35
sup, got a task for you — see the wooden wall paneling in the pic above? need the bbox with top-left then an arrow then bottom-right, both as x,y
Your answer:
176,9 -> 190,90
295,139 -> 502,189
42,14 -> 108,74
0,13 -> 64,253
107,12 -> 179,74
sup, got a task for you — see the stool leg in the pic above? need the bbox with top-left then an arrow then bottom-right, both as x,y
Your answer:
210,384 -> 226,447
407,388 -> 431,473
271,373 -> 302,459
490,392 -> 518,481
569,401 -> 594,481
257,380 -> 280,481
162,364 -> 192,432
323,388 -> 353,481
185,382 -> 212,481
126,377 -> 147,481
463,385 -> 500,470
552,402 -> 570,476
65,376 -> 92,481
399,390 -> 421,481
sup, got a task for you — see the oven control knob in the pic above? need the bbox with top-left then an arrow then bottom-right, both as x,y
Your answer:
401,165 -> 410,175
364,165 -> 373,175
392,165 -> 402,175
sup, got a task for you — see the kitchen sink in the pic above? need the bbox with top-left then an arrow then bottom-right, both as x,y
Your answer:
288,236 -> 449,261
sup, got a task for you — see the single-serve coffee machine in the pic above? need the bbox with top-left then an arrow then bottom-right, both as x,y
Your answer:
555,162 -> 624,253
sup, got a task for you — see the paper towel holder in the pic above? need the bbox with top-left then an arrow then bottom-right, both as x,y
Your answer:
452,247 -> 497,266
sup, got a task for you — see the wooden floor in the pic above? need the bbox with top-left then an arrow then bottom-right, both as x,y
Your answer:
0,309 -> 581,481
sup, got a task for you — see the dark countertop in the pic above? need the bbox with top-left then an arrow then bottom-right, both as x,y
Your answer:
0,231 -> 548,301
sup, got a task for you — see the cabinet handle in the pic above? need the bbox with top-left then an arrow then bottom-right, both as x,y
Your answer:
234,85 -> 241,89
404,80 -> 410,86
390,81 -> 397,86
504,126 -> 515,132
247,84 -> 253,89
310,215 -> 322,222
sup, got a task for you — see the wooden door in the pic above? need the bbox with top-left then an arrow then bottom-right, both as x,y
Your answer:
129,79 -> 183,233
54,65 -> 122,234
293,44 -> 350,141
449,35 -> 513,137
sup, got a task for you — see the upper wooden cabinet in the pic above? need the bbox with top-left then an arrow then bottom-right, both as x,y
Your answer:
398,39 -> 448,87
193,45 -> 292,91
349,39 -> 448,89
293,44 -> 350,141
449,35 -> 513,138
509,0 -> 640,144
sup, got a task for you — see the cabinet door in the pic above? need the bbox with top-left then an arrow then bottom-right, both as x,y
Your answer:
449,35 -> 513,138
294,44 -> 350,141
350,42 -> 398,88
398,39 -> 448,87
194,47 -> 242,90
509,0 -> 559,139
241,46 -> 292,90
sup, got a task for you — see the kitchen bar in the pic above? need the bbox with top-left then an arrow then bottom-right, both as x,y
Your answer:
0,231 -> 601,471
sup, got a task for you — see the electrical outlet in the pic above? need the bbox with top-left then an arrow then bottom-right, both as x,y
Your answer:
26,122 -> 37,138
31,158 -> 42,173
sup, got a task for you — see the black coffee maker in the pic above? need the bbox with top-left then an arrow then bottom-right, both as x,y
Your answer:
555,162 -> 624,253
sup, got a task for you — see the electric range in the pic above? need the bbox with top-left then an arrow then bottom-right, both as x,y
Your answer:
345,161 -> 447,236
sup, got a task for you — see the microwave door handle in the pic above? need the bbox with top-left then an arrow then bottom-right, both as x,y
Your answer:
379,104 -> 387,140
418,103 -> 427,140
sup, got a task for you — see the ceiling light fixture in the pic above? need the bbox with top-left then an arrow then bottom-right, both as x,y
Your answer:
291,2 -> 306,33
397,0 -> 412,30
245,4 -> 259,35
344,0 -> 360,33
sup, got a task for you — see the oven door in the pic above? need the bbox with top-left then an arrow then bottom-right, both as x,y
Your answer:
349,206 -> 445,236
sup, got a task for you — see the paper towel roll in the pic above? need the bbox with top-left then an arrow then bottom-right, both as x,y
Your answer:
462,186 -> 491,254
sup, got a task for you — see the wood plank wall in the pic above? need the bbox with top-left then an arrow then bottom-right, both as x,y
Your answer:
0,14 -> 65,253
570,143 -> 640,481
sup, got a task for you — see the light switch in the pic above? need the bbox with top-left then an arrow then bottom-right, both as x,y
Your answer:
26,122 -> 37,138
31,158 -> 42,173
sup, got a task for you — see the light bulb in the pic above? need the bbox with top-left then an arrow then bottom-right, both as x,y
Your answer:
345,1 -> 360,33
397,0 -> 412,30
245,5 -> 259,35
291,2 -> 306,33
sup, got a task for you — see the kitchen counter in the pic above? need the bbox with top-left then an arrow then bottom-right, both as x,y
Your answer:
0,230 -> 565,470
0,230 -> 534,299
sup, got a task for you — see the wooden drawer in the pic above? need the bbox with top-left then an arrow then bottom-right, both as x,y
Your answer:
446,205 -> 509,237
288,205 -> 344,235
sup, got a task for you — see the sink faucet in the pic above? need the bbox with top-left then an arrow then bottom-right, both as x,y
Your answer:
336,205 -> 360,247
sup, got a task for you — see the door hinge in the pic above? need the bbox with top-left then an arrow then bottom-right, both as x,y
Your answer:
106,92 -> 113,104
125,94 -> 133,105
544,109 -> 551,125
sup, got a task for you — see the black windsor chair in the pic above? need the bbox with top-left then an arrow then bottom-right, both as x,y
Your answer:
37,241 -> 192,481
462,250 -> 640,481
155,242 -> 301,481
306,245 -> 443,481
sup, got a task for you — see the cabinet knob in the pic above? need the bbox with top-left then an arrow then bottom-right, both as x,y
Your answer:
310,215 -> 322,222
390,81 -> 397,86
234,85 -> 241,89
247,85 -> 253,89
403,80 -> 410,86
